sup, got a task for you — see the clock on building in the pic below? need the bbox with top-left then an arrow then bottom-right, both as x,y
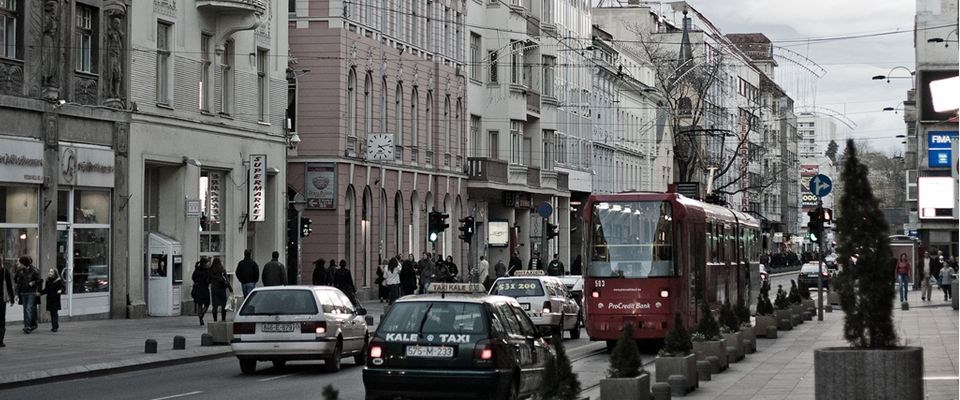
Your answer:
365,133 -> 395,161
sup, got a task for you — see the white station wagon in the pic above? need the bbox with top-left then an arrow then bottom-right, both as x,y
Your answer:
230,286 -> 368,374
489,271 -> 581,339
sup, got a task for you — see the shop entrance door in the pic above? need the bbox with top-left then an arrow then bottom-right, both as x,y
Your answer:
56,224 -> 74,316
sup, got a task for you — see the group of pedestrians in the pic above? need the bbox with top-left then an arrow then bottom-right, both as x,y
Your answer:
894,249 -> 956,303
191,250 -> 290,326
0,256 -> 66,346
309,257 -> 360,306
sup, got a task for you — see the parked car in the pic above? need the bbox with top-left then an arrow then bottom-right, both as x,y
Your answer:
798,262 -> 831,289
363,283 -> 555,400
231,286 -> 368,374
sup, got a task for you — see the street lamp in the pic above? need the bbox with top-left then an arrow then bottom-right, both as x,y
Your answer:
927,28 -> 959,47
883,103 -> 904,114
872,66 -> 914,83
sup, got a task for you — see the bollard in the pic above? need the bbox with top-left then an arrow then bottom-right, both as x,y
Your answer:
667,375 -> 688,396
726,347 -> 739,364
802,311 -> 812,321
145,339 -> 158,354
765,325 -> 778,339
825,304 -> 833,313
651,382 -> 672,400
365,315 -> 374,326
901,301 -> 909,311
778,319 -> 792,331
173,335 -> 186,350
704,356 -> 721,374
696,360 -> 713,381
201,333 -> 214,346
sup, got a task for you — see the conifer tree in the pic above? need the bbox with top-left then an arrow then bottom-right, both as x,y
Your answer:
788,280 -> 802,304
607,323 -> 643,378
695,301 -> 721,340
661,312 -> 693,356
735,295 -> 751,325
539,333 -> 582,400
833,140 -> 897,348
774,285 -> 790,310
756,281 -> 775,315
719,299 -> 740,332
322,385 -> 339,400
797,276 -> 812,300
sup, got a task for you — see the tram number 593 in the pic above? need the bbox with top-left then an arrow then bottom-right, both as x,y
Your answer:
595,280 -> 605,287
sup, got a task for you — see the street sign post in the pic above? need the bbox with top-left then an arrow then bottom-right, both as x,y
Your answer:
808,173 -> 832,322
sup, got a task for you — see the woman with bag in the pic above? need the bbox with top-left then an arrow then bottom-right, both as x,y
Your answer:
209,257 -> 233,322
41,269 -> 65,332
384,258 -> 401,304
191,257 -> 211,326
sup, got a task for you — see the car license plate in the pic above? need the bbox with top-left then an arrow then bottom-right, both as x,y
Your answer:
521,303 -> 530,311
261,323 -> 295,333
405,345 -> 454,358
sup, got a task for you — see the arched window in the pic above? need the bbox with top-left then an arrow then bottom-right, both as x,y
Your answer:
426,91 -> 434,152
411,88 -> 419,149
347,68 -> 357,137
394,192 -> 404,256
364,72 -> 373,136
396,83 -> 404,149
444,95 -> 451,156
381,76 -> 389,131
456,99 -> 463,160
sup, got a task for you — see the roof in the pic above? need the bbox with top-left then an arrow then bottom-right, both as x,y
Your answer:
395,294 -> 518,305
725,33 -> 777,64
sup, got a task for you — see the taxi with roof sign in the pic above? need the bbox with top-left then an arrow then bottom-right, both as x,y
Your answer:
489,270 -> 582,339
362,282 -> 555,400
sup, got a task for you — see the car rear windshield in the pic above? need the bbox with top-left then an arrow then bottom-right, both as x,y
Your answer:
801,264 -> 821,273
379,302 -> 487,334
489,279 -> 544,297
239,290 -> 319,316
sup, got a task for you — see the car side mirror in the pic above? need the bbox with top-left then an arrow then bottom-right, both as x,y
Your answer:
356,308 -> 367,316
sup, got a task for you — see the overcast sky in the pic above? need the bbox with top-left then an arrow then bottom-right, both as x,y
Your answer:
685,0 -> 918,155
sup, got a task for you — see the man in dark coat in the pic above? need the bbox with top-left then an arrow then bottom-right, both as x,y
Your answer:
570,255 -> 583,276
14,256 -> 41,333
528,252 -> 543,271
0,260 -> 15,346
261,251 -> 287,287
509,253 -> 523,276
41,269 -> 65,332
236,249 -> 259,297
400,254 -> 418,296
547,253 -> 564,276
334,260 -> 358,306
418,252 -> 435,294
494,260 -> 507,278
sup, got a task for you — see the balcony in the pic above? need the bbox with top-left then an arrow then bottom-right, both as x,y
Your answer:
196,0 -> 266,14
467,157 -> 509,183
557,172 -> 569,191
526,90 -> 541,114
526,15 -> 540,38
540,169 -> 558,190
425,150 -> 434,165
526,167 -> 541,188
508,164 -> 528,185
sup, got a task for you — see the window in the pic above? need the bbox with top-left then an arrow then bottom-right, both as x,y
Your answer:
510,120 -> 523,164
0,0 -> 20,59
288,0 -> 296,13
543,0 -> 553,24
410,89 -> 419,149
199,171 -> 224,259
510,41 -> 521,84
395,83 -> 404,145
347,68 -> 357,136
219,39 -> 234,114
199,34 -> 212,111
156,21 -> 171,104
489,130 -> 499,159
456,100 -> 463,157
442,7 -> 450,56
426,91 -> 434,150
411,0 -> 419,46
542,56 -> 555,96
257,49 -> 269,122
364,73 -> 373,134
75,4 -> 97,73
488,50 -> 498,83
470,33 -> 481,81
286,76 -> 297,132
470,115 -> 481,157
444,96 -> 451,154
381,76 -> 388,130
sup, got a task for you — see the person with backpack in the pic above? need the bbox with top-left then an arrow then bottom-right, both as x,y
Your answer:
209,257 -> 233,322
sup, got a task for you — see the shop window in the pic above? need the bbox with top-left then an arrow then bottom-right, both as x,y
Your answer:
72,228 -> 109,293
0,186 -> 38,223
0,185 -> 39,274
56,188 -> 111,295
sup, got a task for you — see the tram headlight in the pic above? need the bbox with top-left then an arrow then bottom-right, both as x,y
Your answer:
591,290 -> 599,298
659,289 -> 669,298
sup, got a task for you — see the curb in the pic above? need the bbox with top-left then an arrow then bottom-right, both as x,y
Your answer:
0,347 -> 234,390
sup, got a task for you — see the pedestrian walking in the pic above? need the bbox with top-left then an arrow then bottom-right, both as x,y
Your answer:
235,249 -> 259,298
384,258 -> 401,304
261,251 -> 287,286
14,256 -> 41,333
40,269 -> 65,332
400,255 -> 417,296
191,257 -> 211,326
445,256 -> 459,283
931,251 -> 944,286
495,259 -> 507,278
334,259 -> 359,306
896,253 -> 911,303
311,259 -> 327,285
477,256 -> 490,286
418,252 -> 435,294
0,257 -> 14,346
326,259 -> 338,286
940,261 -> 955,302
921,251 -> 933,301
509,252 -> 522,276
375,263 -> 388,302
528,252 -> 543,271
547,253 -> 564,276
209,257 -> 233,322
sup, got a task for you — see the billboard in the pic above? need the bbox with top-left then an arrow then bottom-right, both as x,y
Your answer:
919,70 -> 960,121
918,176 -> 955,219
928,131 -> 958,168
800,164 -> 819,209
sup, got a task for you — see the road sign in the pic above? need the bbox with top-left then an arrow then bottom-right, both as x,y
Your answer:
537,201 -> 553,218
809,174 -> 833,198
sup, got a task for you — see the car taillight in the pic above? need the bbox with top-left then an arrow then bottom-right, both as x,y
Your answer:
591,290 -> 599,298
660,289 -> 669,298
233,322 -> 255,335
474,339 -> 495,361
369,338 -> 385,358
542,301 -> 552,314
300,321 -> 327,336
822,271 -> 829,276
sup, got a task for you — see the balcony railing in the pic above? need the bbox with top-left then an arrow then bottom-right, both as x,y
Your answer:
526,167 -> 541,188
444,153 -> 451,167
508,164 -> 527,185
526,90 -> 540,114
196,0 -> 266,14
540,169 -> 558,190
467,157 -> 509,183
345,136 -> 359,158
526,15 -> 540,38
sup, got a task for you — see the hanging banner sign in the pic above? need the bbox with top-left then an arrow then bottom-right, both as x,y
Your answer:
208,171 -> 222,223
249,155 -> 266,222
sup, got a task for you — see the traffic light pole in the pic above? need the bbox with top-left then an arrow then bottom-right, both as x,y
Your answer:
540,217 -> 549,268
816,199 -> 824,322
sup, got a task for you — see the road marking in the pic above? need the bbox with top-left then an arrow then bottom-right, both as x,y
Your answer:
258,373 -> 297,382
923,376 -> 960,381
149,391 -> 203,400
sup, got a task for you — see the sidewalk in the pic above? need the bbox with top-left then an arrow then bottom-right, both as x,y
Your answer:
0,299 -> 388,388
636,298 -> 959,400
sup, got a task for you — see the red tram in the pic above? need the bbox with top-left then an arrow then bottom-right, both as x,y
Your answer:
582,191 -> 761,347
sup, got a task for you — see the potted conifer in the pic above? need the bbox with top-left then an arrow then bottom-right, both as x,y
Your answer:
539,333 -> 583,400
691,301 -> 727,371
718,300 -> 743,362
787,280 -> 804,323
735,296 -> 756,353
773,285 -> 793,330
798,278 -> 816,314
814,140 -> 922,400
754,281 -> 777,337
655,313 -> 698,393
601,323 -> 649,400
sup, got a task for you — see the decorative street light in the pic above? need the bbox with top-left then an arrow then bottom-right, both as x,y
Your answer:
927,28 -> 959,47
872,66 -> 914,83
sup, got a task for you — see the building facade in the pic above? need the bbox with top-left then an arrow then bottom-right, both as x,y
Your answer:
289,0 -> 468,295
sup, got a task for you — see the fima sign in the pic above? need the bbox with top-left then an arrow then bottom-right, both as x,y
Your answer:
928,131 -> 958,168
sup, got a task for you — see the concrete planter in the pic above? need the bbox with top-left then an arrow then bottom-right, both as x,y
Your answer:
722,331 -> 743,362
206,322 -> 234,345
754,315 -> 777,337
827,291 -> 840,305
655,353 -> 697,393
693,339 -> 728,371
774,309 -> 793,329
814,346 -> 923,400
789,304 -> 803,323
802,299 -> 816,313
740,325 -> 756,353
600,372 -> 650,400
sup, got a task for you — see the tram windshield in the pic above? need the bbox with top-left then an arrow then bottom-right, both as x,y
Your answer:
588,201 -> 674,278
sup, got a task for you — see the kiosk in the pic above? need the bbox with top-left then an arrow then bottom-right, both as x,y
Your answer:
147,232 -> 183,316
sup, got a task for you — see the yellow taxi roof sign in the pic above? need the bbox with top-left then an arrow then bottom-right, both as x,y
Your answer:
427,283 -> 487,294
512,269 -> 545,276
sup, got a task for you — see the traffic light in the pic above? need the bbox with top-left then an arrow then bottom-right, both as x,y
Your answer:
300,217 -> 313,238
821,208 -> 832,223
807,207 -> 823,243
458,216 -> 475,242
287,215 -> 299,245
546,222 -> 559,240
428,209 -> 449,243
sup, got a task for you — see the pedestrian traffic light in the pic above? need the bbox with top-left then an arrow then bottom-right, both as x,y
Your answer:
300,217 -> 313,238
428,209 -> 449,243
287,215 -> 299,245
546,223 -> 559,240
458,216 -> 475,242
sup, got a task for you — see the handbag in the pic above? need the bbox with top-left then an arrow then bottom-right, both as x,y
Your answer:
225,295 -> 237,312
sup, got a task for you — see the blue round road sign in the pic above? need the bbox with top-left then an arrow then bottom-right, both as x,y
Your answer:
809,174 -> 833,198
537,202 -> 553,218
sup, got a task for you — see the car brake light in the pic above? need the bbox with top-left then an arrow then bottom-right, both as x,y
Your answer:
591,290 -> 599,298
300,321 -> 327,336
660,289 -> 669,298
474,339 -> 495,361
370,338 -> 385,358
542,301 -> 552,314
233,322 -> 255,335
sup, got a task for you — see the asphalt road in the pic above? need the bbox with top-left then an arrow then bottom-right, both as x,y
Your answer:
0,331 -> 634,400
